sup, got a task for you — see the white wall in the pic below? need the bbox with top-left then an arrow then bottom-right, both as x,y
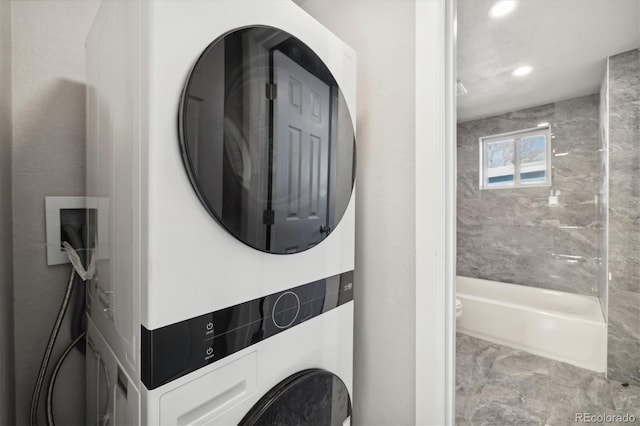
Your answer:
299,2 -> 419,424
11,2 -> 100,424
0,1 -> 15,424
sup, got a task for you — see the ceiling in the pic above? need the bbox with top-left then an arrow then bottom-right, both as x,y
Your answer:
457,0 -> 640,122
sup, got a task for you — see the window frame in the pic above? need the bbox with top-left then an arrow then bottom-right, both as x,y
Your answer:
479,126 -> 552,190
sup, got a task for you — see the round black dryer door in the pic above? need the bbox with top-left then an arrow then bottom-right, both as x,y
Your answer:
239,369 -> 351,426
179,26 -> 356,254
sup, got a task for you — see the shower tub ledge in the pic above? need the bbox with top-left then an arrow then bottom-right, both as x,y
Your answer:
457,276 -> 607,373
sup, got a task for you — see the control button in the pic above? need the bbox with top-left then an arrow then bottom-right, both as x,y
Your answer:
272,291 -> 300,329
205,346 -> 214,361
205,321 -> 214,336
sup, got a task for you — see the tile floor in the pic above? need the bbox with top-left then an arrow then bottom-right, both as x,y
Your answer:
456,334 -> 640,425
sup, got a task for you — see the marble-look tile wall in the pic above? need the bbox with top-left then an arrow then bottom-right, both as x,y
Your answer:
457,94 -> 601,296
606,49 -> 640,386
598,63 -> 609,319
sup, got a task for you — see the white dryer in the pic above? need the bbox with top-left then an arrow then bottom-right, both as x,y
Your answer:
84,1 -> 356,425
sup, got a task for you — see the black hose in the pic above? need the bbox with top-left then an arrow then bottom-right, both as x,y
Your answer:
61,224 -> 86,355
45,331 -> 87,426
29,268 -> 76,426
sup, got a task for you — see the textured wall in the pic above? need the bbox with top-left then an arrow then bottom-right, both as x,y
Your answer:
11,2 -> 100,424
607,49 -> 640,386
457,94 -> 601,296
298,2 -> 418,424
0,1 -> 15,424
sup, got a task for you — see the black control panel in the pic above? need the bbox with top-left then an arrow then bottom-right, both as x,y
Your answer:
141,271 -> 354,390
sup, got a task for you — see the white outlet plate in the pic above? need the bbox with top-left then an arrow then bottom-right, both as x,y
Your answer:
45,196 -> 91,266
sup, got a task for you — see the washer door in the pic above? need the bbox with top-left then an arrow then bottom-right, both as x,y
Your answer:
179,26 -> 356,254
239,369 -> 351,426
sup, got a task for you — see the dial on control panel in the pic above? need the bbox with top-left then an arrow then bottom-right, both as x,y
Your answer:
272,291 -> 300,329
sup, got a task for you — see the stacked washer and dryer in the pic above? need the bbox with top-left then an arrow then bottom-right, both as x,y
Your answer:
84,1 -> 356,424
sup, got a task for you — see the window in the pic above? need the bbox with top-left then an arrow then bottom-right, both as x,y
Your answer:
479,126 -> 551,189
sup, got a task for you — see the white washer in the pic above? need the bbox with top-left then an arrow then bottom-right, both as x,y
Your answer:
84,1 -> 356,425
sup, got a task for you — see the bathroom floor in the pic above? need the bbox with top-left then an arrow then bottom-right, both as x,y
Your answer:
456,334 -> 640,425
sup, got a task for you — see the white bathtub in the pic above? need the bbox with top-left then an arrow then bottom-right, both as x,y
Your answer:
457,276 -> 607,373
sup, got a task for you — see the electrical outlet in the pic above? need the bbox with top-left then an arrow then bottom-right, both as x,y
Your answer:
45,196 -> 91,266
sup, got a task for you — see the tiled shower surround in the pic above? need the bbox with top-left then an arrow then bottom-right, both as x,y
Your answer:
597,62 -> 609,320
606,49 -> 640,386
457,94 -> 601,296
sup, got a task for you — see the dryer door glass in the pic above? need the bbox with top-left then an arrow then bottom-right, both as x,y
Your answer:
239,369 -> 351,426
179,27 -> 356,254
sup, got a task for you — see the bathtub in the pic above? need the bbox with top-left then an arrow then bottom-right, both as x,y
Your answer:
456,276 -> 607,373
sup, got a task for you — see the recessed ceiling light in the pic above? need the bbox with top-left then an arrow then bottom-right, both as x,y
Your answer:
512,65 -> 532,77
537,122 -> 549,127
488,1 -> 517,18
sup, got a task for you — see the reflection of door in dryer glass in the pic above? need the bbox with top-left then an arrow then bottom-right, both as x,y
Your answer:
180,27 -> 356,254
271,50 -> 330,253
